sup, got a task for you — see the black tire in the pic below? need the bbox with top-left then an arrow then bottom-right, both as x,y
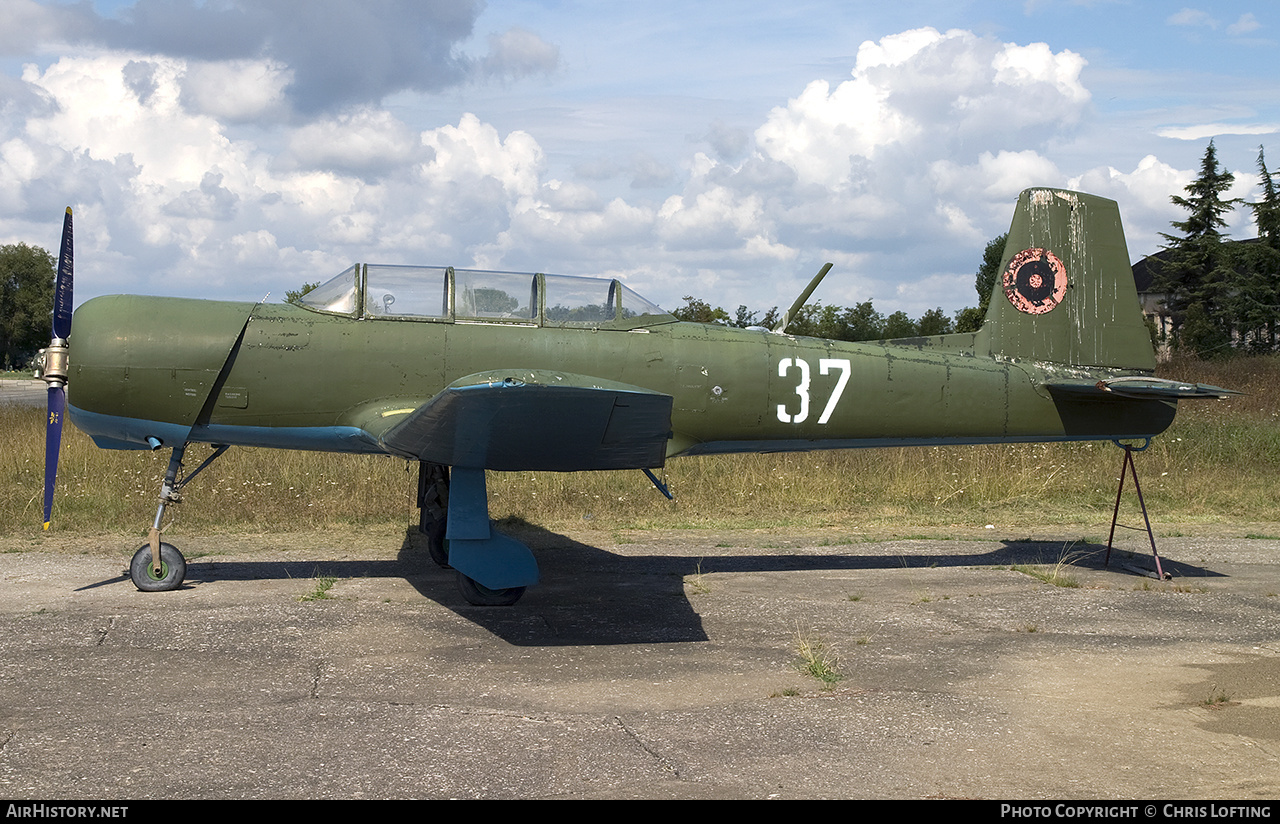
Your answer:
425,519 -> 450,568
455,571 -> 524,606
129,542 -> 186,592
417,462 -> 450,568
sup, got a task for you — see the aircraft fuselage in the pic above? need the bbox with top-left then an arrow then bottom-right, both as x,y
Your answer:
67,294 -> 1173,461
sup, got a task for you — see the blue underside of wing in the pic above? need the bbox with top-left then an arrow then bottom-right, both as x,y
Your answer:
68,405 -> 384,453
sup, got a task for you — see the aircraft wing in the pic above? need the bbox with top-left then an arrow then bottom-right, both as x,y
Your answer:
1044,377 -> 1241,400
375,370 -> 673,471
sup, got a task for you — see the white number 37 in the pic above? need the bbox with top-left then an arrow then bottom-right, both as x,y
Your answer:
776,357 -> 851,424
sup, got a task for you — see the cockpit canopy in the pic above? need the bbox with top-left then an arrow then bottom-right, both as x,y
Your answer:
298,265 -> 674,329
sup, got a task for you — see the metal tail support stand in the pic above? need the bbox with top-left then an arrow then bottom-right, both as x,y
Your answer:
1105,439 -> 1169,581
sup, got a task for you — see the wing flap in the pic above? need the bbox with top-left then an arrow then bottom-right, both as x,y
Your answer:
378,370 -> 673,471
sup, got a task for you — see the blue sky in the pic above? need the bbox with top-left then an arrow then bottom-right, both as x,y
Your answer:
2,0 -> 1277,318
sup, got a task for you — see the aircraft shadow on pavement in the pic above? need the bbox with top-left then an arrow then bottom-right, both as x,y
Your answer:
75,527 -> 1223,647
670,538 -> 1224,580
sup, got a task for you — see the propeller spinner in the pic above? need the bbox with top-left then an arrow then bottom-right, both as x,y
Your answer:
41,207 -> 73,530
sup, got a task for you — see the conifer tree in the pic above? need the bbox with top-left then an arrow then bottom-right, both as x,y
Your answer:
1229,147 -> 1280,350
1248,146 -> 1280,247
1156,140 -> 1240,356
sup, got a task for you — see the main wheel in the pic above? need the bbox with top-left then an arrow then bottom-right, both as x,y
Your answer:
455,571 -> 524,606
129,542 -> 186,592
417,462 -> 450,568
425,518 -> 450,568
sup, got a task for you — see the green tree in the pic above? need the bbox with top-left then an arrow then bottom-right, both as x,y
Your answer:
782,301 -> 828,338
781,300 -> 887,341
838,300 -> 885,341
675,294 -> 952,342
285,281 -> 320,305
955,233 -> 1006,333
0,243 -> 56,371
882,310 -> 916,339
953,306 -> 985,333
671,295 -> 730,324
1157,140 -> 1241,356
1248,146 -> 1280,246
732,304 -> 758,328
974,233 -> 1007,316
1166,140 -> 1240,242
917,307 -> 954,336
1228,147 -> 1280,350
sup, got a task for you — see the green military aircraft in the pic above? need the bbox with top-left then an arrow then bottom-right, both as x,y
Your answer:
39,188 -> 1233,605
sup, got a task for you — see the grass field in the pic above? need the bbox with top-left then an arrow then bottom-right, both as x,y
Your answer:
4,355 -> 1279,539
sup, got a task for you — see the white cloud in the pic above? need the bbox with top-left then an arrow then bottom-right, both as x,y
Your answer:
932,150 -> 1065,230
1167,9 -> 1217,29
163,171 -> 238,220
1069,155 -> 1188,212
287,109 -> 423,178
1065,154 -> 1257,258
1157,123 -> 1280,140
23,55 -> 234,186
992,42 -> 1089,108
754,28 -> 1089,191
0,0 -> 87,56
8,0 -> 507,114
481,27 -> 561,80
3,11 -> 1265,321
1227,13 -> 1263,36
419,114 -> 544,200
657,186 -> 770,252
1067,155 -> 1191,246
180,60 -> 291,122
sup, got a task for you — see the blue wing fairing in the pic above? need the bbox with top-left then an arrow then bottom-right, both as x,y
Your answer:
67,404 -> 385,453
375,370 -> 674,471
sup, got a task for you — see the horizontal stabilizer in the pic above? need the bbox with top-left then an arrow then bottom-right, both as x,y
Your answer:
1044,377 -> 1241,401
378,370 -> 673,471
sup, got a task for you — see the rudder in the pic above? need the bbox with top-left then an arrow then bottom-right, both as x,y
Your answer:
979,188 -> 1155,371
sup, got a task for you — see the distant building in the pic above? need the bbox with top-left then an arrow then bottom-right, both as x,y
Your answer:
1130,238 -> 1266,359
1130,251 -> 1172,356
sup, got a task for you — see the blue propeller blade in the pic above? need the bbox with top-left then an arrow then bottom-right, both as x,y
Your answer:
43,386 -> 65,530
53,207 -> 73,341
43,207 -> 73,530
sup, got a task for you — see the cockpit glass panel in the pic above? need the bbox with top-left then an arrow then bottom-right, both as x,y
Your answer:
364,265 -> 449,318
455,270 -> 536,320
299,263 -> 670,326
299,265 -> 358,314
619,282 -> 669,320
543,274 -> 616,324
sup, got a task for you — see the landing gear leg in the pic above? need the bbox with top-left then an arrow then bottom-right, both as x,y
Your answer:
444,467 -> 538,606
128,442 -> 229,592
417,461 -> 450,567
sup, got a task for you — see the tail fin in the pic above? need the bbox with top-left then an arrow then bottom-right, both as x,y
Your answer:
979,188 -> 1155,371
